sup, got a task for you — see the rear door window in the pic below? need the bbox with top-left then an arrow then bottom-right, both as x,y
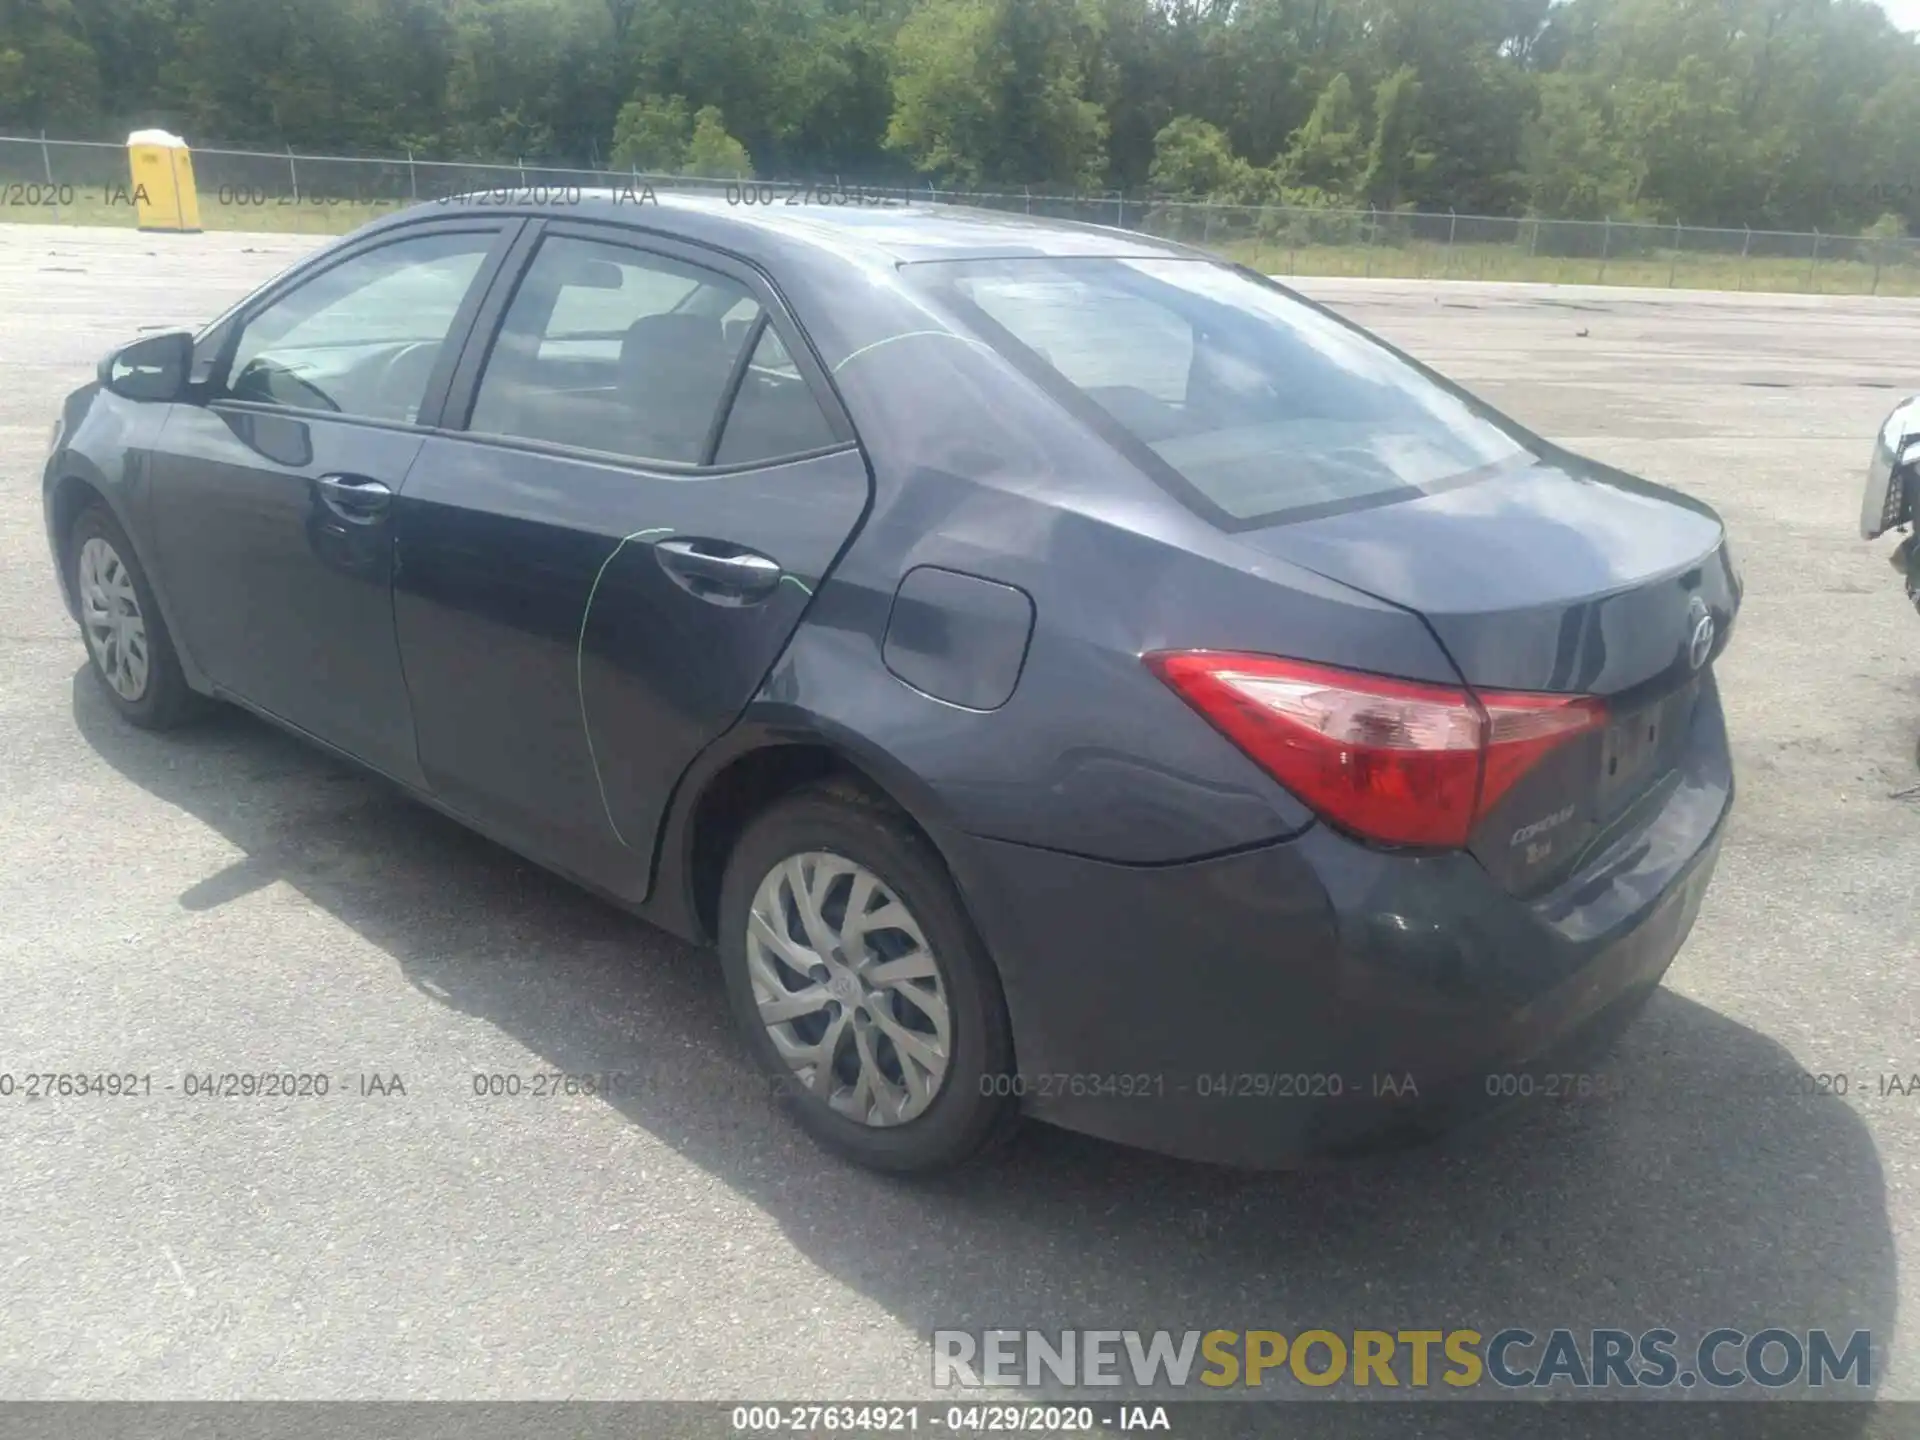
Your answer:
468,235 -> 757,465
911,256 -> 1538,526
714,324 -> 839,465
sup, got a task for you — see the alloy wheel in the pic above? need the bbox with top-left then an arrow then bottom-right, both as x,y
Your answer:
746,851 -> 952,1126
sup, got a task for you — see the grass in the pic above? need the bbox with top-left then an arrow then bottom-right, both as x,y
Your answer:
7,180 -> 1919,296
1208,236 -> 1920,297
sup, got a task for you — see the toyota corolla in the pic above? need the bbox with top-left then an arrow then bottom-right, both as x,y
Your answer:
43,197 -> 1738,1172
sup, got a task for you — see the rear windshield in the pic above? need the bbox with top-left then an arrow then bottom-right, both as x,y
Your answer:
909,256 -> 1537,526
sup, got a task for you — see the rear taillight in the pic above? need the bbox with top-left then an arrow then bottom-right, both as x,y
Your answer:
1145,652 -> 1606,848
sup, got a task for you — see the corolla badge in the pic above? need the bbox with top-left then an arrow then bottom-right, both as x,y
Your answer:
1686,597 -> 1715,672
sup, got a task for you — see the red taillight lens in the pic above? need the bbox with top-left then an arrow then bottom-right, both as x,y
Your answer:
1476,691 -> 1610,817
1145,652 -> 1606,848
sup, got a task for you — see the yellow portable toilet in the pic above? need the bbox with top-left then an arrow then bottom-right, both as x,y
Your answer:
125,129 -> 202,233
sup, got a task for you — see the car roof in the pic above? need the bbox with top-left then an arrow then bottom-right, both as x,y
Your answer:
401,189 -> 1204,270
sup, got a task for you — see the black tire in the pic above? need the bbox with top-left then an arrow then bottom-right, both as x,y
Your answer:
719,782 -> 1019,1173
67,503 -> 204,730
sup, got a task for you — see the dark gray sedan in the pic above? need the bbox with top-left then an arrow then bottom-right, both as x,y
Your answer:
43,196 -> 1739,1172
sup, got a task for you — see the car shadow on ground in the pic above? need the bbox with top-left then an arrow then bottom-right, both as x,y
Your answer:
75,676 -> 1895,1434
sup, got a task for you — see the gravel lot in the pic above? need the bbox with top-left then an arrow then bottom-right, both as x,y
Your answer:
2,223 -> 1917,1409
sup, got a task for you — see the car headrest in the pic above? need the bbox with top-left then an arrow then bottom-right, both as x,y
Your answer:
619,313 -> 733,388
614,312 -> 742,462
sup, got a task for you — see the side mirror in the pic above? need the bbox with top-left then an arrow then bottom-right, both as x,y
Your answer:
99,331 -> 194,403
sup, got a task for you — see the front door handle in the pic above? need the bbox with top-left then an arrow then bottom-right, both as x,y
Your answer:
655,538 -> 784,603
316,473 -> 392,524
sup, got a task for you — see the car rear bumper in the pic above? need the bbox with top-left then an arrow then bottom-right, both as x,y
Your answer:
947,678 -> 1733,1168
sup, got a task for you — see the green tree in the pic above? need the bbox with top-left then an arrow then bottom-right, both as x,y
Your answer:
682,103 -> 753,176
1346,0 -> 1534,213
1147,114 -> 1239,196
621,0 -> 909,178
609,93 -> 752,176
159,0 -> 451,151
1361,63 -> 1431,209
1282,72 -> 1365,198
1148,112 -> 1277,202
1865,212 -> 1908,242
437,0 -> 619,160
610,93 -> 692,171
885,0 -> 1107,187
1855,75 -> 1920,232
0,0 -> 100,130
1519,72 -> 1639,219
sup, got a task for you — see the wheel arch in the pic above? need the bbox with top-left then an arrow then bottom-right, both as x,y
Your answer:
47,472 -> 112,617
47,468 -> 211,694
655,719 -> 982,954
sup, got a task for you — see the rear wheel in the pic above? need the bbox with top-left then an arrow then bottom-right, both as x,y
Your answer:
718,784 -> 1018,1172
68,504 -> 201,729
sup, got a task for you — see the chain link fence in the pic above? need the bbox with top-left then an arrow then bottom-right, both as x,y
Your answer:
6,134 -> 1919,296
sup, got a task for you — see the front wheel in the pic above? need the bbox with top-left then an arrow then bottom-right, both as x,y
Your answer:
1896,534 -> 1920,615
718,784 -> 1018,1173
68,504 -> 202,729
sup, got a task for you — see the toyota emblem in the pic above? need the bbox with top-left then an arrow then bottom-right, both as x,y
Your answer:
1686,603 -> 1715,671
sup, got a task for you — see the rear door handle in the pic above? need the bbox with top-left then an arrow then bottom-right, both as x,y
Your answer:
316,472 -> 392,523
655,539 -> 784,603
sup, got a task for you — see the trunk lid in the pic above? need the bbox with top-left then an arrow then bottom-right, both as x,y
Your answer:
1236,458 -> 1740,894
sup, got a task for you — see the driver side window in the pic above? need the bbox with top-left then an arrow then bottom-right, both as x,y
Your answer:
224,230 -> 494,424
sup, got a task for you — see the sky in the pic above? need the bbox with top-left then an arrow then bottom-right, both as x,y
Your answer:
1880,0 -> 1920,32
